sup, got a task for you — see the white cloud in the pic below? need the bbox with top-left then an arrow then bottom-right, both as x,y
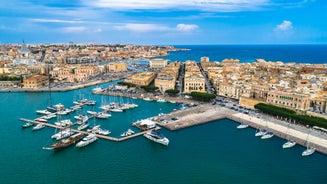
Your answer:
275,20 -> 293,31
30,19 -> 84,24
61,26 -> 87,33
30,18 -> 84,24
114,24 -> 170,32
176,24 -> 199,31
84,0 -> 268,12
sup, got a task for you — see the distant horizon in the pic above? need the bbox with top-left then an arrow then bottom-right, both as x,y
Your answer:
1,1 -> 326,44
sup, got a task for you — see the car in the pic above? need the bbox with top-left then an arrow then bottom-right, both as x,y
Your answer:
171,117 -> 179,121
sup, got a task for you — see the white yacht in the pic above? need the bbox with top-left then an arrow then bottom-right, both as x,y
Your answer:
282,140 -> 296,149
36,110 -> 51,115
76,134 -> 98,147
87,110 -> 97,115
302,147 -> 315,156
42,113 -> 56,120
144,130 -> 169,146
54,119 -> 72,127
96,112 -> 111,119
261,132 -> 274,139
92,87 -> 103,93
110,108 -> 123,112
237,124 -> 249,129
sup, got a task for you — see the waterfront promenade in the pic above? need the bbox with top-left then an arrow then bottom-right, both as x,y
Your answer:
158,104 -> 327,155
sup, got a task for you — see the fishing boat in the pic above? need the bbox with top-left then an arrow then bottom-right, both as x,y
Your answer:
144,130 -> 169,146
43,133 -> 83,150
76,134 -> 98,147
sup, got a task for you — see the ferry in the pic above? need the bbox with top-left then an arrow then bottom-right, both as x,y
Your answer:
144,130 -> 169,146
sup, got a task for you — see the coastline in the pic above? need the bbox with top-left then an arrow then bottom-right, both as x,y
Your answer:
155,104 -> 327,155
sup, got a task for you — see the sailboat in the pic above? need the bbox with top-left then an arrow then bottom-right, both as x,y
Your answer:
237,123 -> 249,129
302,131 -> 315,156
43,133 -> 84,150
282,124 -> 296,149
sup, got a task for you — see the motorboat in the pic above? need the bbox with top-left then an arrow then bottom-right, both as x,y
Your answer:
51,129 -> 74,140
144,130 -> 169,146
76,134 -> 98,147
22,122 -> 34,129
77,123 -> 89,130
36,110 -> 51,115
96,112 -> 111,119
143,97 -> 153,101
237,124 -> 249,129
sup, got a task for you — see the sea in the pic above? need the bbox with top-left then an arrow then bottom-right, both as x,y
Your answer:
1,45 -> 327,184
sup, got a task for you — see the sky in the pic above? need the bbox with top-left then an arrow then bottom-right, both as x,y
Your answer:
0,0 -> 326,45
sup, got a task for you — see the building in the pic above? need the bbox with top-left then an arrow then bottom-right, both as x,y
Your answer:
183,60 -> 205,93
266,91 -> 311,112
23,75 -> 48,88
155,73 -> 176,92
125,72 -> 157,86
105,62 -> 127,72
149,58 -> 167,69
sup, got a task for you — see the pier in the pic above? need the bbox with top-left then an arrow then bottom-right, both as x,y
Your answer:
19,118 -> 159,142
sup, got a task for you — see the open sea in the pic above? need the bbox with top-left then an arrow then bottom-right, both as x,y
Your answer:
1,45 -> 327,183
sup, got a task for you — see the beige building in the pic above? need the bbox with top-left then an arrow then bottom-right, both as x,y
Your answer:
184,60 -> 205,93
266,91 -> 310,112
155,74 -> 176,92
23,75 -> 48,88
125,72 -> 157,86
105,62 -> 127,72
149,58 -> 167,69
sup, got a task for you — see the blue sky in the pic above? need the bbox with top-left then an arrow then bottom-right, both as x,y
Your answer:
0,0 -> 326,44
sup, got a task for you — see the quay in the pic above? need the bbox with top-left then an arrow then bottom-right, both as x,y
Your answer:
19,118 -> 159,142
155,104 -> 327,155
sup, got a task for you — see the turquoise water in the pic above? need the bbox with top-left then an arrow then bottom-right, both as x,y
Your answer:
0,81 -> 326,183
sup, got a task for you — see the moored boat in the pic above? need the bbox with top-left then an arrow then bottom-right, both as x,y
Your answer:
43,133 -> 83,150
282,140 -> 296,149
144,130 -> 169,146
302,147 -> 315,156
121,129 -> 135,137
76,134 -> 98,147
255,129 -> 267,137
32,123 -> 45,131
22,122 -> 34,129
261,132 -> 274,139
237,123 -> 249,129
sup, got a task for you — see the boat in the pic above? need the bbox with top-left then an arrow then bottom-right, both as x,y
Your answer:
87,110 -> 97,115
51,129 -> 74,140
110,108 -> 123,112
282,140 -> 296,149
22,122 -> 34,129
42,113 -> 56,120
87,125 -> 111,135
54,119 -> 73,127
43,133 -> 83,150
143,97 -> 153,101
120,128 -> 135,137
237,123 -> 249,129
35,118 -> 47,123
76,134 -> 98,147
32,123 -> 45,131
255,129 -> 267,137
92,87 -> 103,93
96,112 -> 111,119
143,130 -> 169,146
157,98 -> 166,103
36,109 -> 52,115
77,123 -> 89,130
302,147 -> 316,156
261,132 -> 274,139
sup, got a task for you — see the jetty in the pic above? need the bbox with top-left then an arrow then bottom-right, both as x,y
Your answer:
19,118 -> 159,142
